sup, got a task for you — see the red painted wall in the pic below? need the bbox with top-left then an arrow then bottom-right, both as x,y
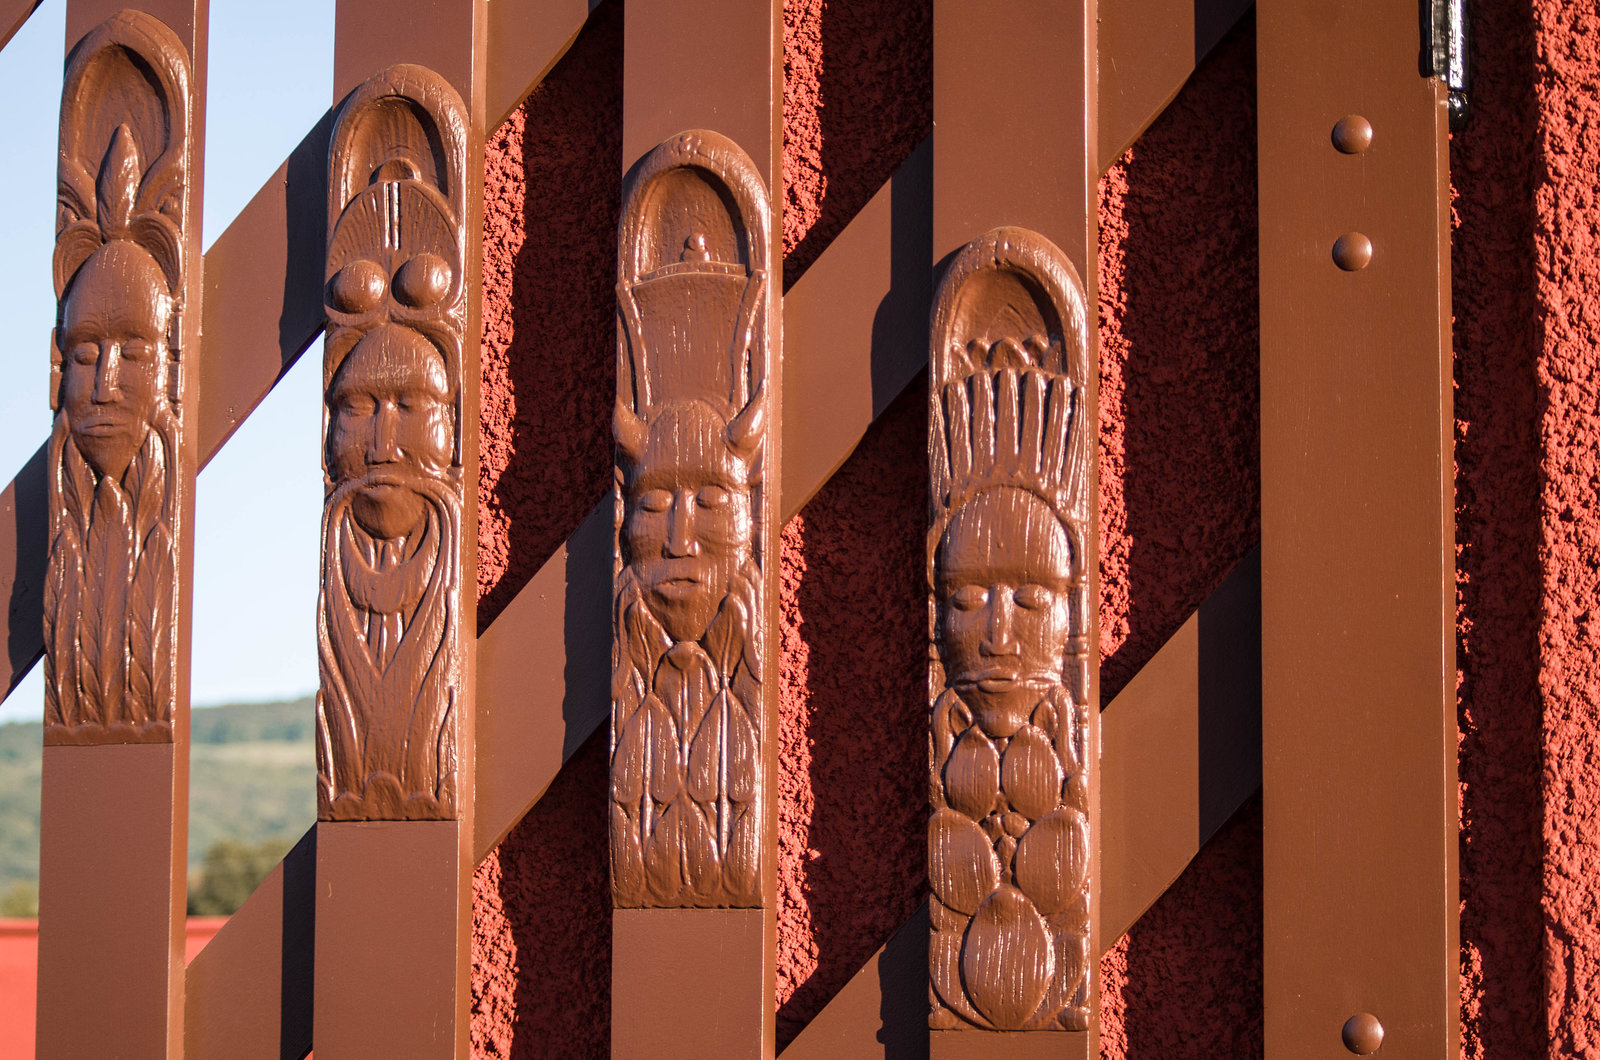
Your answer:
466,0 -> 1600,1055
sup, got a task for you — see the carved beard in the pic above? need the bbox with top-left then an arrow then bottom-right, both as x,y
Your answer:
610,558 -> 764,907
317,465 -> 461,821
43,409 -> 177,744
928,682 -> 1092,1032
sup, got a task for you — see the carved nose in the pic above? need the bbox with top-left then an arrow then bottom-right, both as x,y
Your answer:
91,343 -> 121,403
665,493 -> 699,557
982,592 -> 1020,657
368,405 -> 403,464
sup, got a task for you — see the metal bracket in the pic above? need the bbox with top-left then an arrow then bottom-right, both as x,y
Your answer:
1423,0 -> 1469,128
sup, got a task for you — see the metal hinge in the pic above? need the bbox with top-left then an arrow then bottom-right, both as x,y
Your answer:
1424,0 -> 1469,128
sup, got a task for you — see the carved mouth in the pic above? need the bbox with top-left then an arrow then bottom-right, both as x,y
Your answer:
73,415 -> 130,435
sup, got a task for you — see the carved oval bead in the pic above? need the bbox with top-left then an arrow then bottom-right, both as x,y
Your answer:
1002,724 -> 1065,820
685,695 -> 723,804
929,808 -> 1000,916
1013,807 -> 1090,915
643,694 -> 682,804
330,258 -> 387,313
944,728 -> 1001,818
961,885 -> 1054,1030
393,252 -> 451,307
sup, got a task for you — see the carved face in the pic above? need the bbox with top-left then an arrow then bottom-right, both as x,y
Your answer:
623,401 -> 754,643
59,242 -> 171,481
327,324 -> 455,540
938,487 -> 1073,737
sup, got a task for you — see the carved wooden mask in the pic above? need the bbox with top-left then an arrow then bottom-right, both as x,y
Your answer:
45,12 -> 191,746
927,228 -> 1095,1031
318,65 -> 469,822
612,131 -> 774,908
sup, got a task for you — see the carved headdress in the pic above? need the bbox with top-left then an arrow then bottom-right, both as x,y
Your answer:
929,229 -> 1092,579
614,131 -> 771,481
51,12 -> 190,411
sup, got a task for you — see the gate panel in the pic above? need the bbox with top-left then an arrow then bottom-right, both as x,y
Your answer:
1257,0 -> 1457,1053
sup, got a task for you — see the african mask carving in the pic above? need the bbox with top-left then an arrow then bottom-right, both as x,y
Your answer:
612,131 -> 774,908
44,13 -> 191,746
317,65 -> 469,821
927,228 -> 1095,1031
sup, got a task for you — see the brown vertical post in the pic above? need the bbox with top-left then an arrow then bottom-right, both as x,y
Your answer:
34,1 -> 206,1057
930,3 -> 1098,1057
611,2 -> 782,1057
1257,0 -> 1457,1054
311,3 -> 485,1057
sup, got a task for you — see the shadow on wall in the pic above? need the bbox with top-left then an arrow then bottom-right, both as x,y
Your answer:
475,0 -> 623,632
1449,0 -> 1546,1053
1095,16 -> 1263,1059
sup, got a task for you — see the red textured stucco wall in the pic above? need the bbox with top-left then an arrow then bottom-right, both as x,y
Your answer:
466,0 -> 1600,1055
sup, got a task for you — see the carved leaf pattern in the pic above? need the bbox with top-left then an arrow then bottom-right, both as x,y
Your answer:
611,570 -> 765,907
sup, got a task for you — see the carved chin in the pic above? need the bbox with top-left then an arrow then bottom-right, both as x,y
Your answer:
70,423 -> 144,481
351,485 -> 426,540
953,680 -> 1038,739
643,582 -> 721,643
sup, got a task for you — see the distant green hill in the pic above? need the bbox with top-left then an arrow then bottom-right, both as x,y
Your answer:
0,697 -> 317,915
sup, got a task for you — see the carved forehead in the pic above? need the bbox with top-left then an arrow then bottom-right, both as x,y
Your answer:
628,400 -> 749,489
938,487 -> 1071,585
331,325 -> 452,401
62,241 -> 171,335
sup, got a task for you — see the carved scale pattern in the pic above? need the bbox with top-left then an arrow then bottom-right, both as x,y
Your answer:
44,12 -> 191,746
317,65 -> 469,822
611,131 -> 774,908
927,228 -> 1094,1030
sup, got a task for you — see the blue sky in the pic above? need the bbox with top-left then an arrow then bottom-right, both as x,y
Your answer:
0,1 -> 335,721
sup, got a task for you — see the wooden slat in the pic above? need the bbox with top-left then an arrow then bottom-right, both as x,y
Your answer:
929,2 -> 1096,1055
36,1 -> 208,1057
1257,0 -> 1457,1054
0,0 -> 41,52
780,552 -> 1262,1057
608,2 -> 783,1056
307,4 -> 486,1058
1097,0 -> 1252,169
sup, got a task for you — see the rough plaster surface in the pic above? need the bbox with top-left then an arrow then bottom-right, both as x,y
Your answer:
1529,0 -> 1600,1052
1093,20 -> 1263,1057
467,0 -> 1600,1055
1451,0 -> 1546,1053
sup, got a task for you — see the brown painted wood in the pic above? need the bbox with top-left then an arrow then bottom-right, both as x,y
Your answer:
185,831 -> 316,1060
1096,0 -> 1252,169
780,553 -> 1260,1057
486,0 -> 593,127
313,822 -> 467,1059
612,1 -> 782,1053
0,0 -> 41,52
931,2 -> 1097,1053
612,908 -> 774,1059
36,3 -> 207,1057
309,4 -> 485,1058
36,745 -> 188,1057
1100,548 -> 1260,941
1257,0 -> 1457,1054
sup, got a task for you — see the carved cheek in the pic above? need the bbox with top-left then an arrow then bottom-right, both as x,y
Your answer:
405,402 -> 455,471
941,604 -> 985,670
327,412 -> 369,480
624,506 -> 669,562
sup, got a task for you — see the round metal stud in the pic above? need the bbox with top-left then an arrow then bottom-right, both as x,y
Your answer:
1342,1012 -> 1384,1054
1332,114 -> 1374,154
1332,232 -> 1373,271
